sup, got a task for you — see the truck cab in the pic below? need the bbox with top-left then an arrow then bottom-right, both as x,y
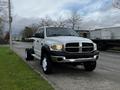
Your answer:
26,27 -> 99,74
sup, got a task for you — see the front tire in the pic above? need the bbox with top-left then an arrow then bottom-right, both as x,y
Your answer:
41,54 -> 52,74
84,61 -> 96,71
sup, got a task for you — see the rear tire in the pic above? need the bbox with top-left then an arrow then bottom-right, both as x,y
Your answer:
84,61 -> 96,71
25,48 -> 34,61
41,54 -> 52,74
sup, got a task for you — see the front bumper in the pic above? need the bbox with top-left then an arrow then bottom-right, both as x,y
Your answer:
50,50 -> 99,63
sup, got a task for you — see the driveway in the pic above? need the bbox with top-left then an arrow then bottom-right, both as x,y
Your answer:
13,41 -> 120,90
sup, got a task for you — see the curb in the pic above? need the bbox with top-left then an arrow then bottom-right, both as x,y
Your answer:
12,48 -> 59,90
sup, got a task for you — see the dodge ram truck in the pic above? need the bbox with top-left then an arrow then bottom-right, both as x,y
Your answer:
25,27 -> 99,74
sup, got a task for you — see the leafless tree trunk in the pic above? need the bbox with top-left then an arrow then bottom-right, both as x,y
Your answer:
0,0 -> 8,37
39,16 -> 54,27
67,10 -> 81,30
0,0 -> 8,35
29,24 -> 40,34
0,0 -> 8,21
54,17 -> 66,27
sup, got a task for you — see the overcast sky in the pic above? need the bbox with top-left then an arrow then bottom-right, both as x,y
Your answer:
11,0 -> 120,34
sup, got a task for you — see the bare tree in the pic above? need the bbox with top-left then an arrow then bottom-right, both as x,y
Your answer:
39,16 -> 54,27
0,18 -> 3,37
0,0 -> 8,37
21,27 -> 34,39
4,31 -> 9,42
29,23 -> 40,34
54,16 -> 66,27
0,0 -> 8,21
21,23 -> 41,39
67,10 -> 81,30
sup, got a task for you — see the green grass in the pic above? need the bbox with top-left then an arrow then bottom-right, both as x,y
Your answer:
0,47 -> 54,90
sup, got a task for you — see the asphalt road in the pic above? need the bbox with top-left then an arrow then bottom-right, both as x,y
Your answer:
13,42 -> 120,90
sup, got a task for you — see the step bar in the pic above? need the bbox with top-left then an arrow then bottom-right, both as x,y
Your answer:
32,54 -> 41,60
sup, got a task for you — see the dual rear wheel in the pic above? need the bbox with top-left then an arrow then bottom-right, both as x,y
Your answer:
25,48 -> 34,61
25,49 -> 52,74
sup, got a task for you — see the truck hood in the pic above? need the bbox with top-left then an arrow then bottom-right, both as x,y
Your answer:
46,36 -> 93,44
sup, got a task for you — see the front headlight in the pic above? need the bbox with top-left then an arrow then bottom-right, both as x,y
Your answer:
50,44 -> 64,51
93,43 -> 97,50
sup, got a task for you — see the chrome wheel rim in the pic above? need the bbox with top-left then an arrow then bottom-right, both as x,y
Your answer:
42,58 -> 47,71
25,51 -> 27,58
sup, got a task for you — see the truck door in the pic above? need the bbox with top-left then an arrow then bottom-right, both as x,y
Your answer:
34,28 -> 44,57
34,33 -> 40,56
37,29 -> 44,57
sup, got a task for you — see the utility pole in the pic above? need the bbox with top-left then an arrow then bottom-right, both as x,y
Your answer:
8,0 -> 12,49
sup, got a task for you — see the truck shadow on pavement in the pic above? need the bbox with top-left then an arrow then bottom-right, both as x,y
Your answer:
51,64 -> 98,76
27,58 -> 103,80
32,59 -> 99,76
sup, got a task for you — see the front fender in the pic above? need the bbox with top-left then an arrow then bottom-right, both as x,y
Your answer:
40,45 -> 51,64
41,44 -> 50,53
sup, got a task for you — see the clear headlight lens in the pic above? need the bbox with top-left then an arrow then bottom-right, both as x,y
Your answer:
50,44 -> 63,51
93,43 -> 97,50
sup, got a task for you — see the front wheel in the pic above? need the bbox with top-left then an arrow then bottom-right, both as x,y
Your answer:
84,61 -> 96,71
41,54 -> 52,74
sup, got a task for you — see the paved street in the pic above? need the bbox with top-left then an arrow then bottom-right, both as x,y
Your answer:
13,42 -> 120,90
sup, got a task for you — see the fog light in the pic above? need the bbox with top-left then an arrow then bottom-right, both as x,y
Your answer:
94,55 -> 99,59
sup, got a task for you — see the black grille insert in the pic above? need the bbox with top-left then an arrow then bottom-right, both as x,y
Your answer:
82,43 -> 94,52
65,43 -> 79,52
66,43 -> 79,47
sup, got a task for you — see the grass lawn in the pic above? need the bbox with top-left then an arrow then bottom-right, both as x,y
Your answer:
0,47 -> 54,90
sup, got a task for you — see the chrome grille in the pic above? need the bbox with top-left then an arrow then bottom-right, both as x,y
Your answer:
65,42 -> 94,53
82,43 -> 94,52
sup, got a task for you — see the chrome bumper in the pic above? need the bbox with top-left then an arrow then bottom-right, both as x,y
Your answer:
51,55 -> 99,63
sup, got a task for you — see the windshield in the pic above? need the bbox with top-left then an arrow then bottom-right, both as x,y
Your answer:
46,27 -> 79,37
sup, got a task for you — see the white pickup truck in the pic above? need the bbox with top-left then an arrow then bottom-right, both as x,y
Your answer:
25,27 -> 99,74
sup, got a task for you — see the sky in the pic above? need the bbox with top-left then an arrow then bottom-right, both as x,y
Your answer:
11,0 -> 120,34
